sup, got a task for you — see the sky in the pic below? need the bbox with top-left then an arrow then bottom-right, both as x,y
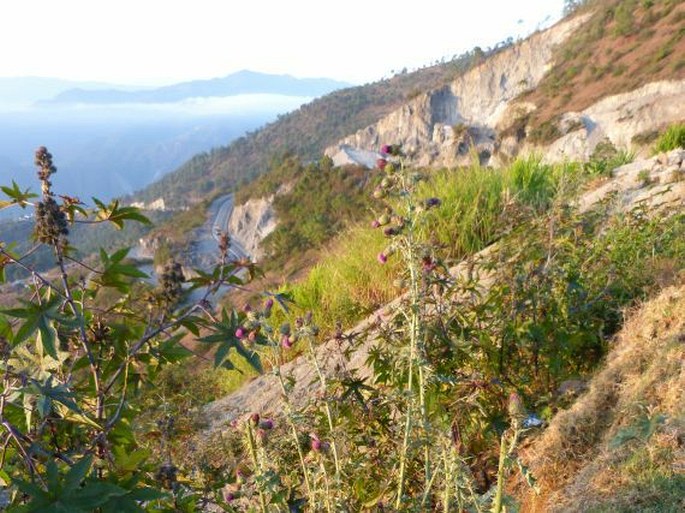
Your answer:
0,0 -> 567,86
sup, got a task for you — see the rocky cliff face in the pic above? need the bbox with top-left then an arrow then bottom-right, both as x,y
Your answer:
325,14 -> 685,168
325,15 -> 589,167
227,196 -> 277,260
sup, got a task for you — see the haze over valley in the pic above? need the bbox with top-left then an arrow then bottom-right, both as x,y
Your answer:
0,71 -> 347,209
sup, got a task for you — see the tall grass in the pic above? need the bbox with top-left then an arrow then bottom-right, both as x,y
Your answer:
418,157 -> 580,259
273,226 -> 397,336
652,122 -> 685,154
273,157 -> 582,336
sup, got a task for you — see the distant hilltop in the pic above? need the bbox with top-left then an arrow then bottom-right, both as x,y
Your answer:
40,70 -> 352,105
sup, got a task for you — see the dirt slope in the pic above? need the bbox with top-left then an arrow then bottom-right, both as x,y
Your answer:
514,283 -> 685,512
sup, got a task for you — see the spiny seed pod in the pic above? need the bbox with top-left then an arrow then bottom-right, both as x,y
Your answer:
33,197 -> 69,246
88,317 -> 110,344
159,261 -> 184,303
155,463 -> 178,490
218,232 -> 230,256
34,146 -> 57,188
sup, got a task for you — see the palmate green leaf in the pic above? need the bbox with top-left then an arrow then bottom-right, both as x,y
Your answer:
23,376 -> 84,421
92,198 -> 150,230
198,307 -> 263,373
10,457 -> 146,513
95,247 -> 148,292
0,180 -> 37,210
2,296 -> 65,359
154,333 -> 192,363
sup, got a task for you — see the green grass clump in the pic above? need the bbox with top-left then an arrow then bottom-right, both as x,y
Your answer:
652,123 -> 685,154
419,157 -> 581,259
272,226 -> 396,336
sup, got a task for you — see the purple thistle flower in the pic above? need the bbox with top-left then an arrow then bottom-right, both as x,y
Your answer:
235,327 -> 245,339
377,252 -> 388,264
264,298 -> 274,310
281,334 -> 293,349
376,158 -> 388,170
259,419 -> 274,430
381,144 -> 392,155
371,219 -> 381,228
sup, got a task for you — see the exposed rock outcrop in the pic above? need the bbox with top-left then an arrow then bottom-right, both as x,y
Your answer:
227,196 -> 277,260
324,14 -> 685,169
325,15 -> 590,167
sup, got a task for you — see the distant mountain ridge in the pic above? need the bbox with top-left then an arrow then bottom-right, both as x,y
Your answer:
43,70 -> 351,105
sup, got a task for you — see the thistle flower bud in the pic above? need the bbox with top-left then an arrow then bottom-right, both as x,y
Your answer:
250,412 -> 260,425
281,334 -> 293,349
424,197 -> 442,209
508,392 -> 526,422
235,327 -> 245,339
378,214 -> 390,226
377,252 -> 388,264
376,158 -> 388,170
371,219 -> 381,228
259,419 -> 274,430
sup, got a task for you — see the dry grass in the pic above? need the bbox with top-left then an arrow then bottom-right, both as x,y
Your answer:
513,283 -> 685,512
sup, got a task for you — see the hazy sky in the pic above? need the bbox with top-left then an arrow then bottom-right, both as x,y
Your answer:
1,0 -> 567,86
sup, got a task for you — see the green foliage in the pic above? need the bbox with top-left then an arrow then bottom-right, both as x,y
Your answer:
652,122 -> 685,153
0,148 -> 260,510
261,160 -> 373,264
585,139 -> 635,177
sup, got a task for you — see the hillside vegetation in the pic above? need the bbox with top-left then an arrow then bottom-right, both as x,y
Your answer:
134,45 -> 511,208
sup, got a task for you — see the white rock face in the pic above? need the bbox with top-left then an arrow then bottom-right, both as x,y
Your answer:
325,14 -> 590,167
542,81 -> 685,162
227,196 -> 277,260
325,13 -> 685,169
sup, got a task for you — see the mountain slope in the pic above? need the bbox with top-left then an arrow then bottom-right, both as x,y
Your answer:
514,284 -> 685,512
133,47 -> 509,207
